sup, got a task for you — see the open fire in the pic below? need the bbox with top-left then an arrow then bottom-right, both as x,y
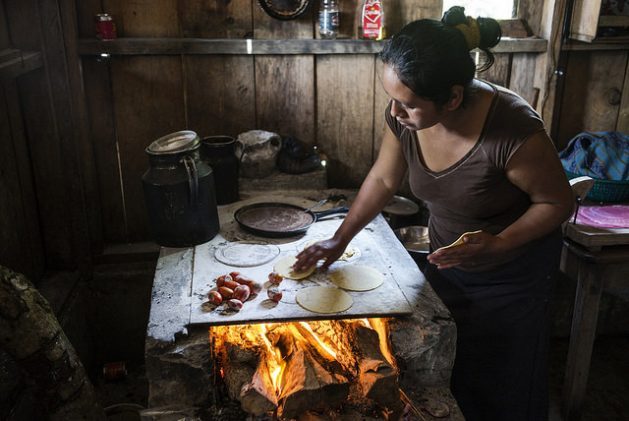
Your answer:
209,318 -> 405,419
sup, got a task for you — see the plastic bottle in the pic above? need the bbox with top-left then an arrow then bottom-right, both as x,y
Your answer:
319,0 -> 339,39
362,0 -> 384,40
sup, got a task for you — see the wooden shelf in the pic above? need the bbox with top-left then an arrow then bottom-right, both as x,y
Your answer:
0,49 -> 43,81
77,37 -> 547,56
563,38 -> 629,51
598,15 -> 629,28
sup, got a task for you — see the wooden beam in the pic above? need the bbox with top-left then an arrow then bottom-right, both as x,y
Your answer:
0,50 -> 43,83
77,37 -> 548,56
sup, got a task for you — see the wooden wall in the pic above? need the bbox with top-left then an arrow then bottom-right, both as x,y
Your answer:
74,0 -> 547,246
1,0 -> 557,267
555,50 -> 629,149
1,0 -> 96,278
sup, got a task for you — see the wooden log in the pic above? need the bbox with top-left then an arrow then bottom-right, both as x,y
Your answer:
219,341 -> 278,415
274,330 -> 350,419
240,363 -> 278,416
278,347 -> 350,419
0,266 -> 105,420
353,324 -> 400,409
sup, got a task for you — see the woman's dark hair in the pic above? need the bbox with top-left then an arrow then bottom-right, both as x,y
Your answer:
379,6 -> 501,106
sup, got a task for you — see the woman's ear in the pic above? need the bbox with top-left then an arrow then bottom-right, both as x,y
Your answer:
445,85 -> 465,111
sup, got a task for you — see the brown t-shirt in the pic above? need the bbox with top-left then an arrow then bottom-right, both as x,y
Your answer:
385,83 -> 546,270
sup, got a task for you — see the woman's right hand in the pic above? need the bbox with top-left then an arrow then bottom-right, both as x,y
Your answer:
293,237 -> 348,272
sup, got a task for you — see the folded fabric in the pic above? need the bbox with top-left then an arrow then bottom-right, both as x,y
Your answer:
560,131 -> 629,181
574,205 -> 629,228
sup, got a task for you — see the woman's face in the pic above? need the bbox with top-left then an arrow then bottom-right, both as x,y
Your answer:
382,64 -> 443,131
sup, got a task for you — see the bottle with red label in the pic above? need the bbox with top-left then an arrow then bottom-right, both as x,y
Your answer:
361,0 -> 384,40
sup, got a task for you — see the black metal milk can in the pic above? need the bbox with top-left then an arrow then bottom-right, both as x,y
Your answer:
142,130 -> 220,247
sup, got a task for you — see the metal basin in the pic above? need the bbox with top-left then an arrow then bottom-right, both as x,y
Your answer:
394,225 -> 430,255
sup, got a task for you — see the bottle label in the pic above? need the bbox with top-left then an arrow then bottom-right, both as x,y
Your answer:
319,11 -> 339,34
362,0 -> 383,40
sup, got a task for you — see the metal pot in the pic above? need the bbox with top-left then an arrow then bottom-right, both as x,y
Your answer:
394,225 -> 430,262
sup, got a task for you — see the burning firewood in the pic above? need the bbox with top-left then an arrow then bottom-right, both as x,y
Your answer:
218,341 -> 278,416
352,323 -> 402,412
278,347 -> 350,419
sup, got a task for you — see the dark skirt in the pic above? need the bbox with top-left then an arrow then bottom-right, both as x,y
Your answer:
424,230 -> 563,421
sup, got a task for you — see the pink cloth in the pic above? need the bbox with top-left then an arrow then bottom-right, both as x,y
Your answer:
574,205 -> 629,228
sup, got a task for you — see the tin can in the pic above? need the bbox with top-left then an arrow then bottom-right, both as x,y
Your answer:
103,361 -> 127,381
95,13 -> 117,40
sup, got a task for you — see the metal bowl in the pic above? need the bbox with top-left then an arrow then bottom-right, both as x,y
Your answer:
394,225 -> 430,254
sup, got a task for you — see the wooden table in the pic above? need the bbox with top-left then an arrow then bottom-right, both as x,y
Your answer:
560,223 -> 629,420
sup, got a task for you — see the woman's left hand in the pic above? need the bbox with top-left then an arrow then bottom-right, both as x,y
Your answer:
426,231 -> 508,269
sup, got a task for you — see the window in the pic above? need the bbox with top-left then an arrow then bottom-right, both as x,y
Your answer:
442,0 -> 515,20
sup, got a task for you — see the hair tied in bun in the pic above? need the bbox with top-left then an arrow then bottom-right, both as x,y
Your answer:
456,17 -> 481,50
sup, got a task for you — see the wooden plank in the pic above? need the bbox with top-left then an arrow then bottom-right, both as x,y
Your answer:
103,0 -> 180,36
570,0 -> 603,42
177,0 -> 254,138
255,55 -> 315,145
373,59 -> 390,159
337,0 -> 359,39
616,57 -> 629,133
508,53 -> 538,107
2,81 -> 45,280
0,85 -> 43,280
82,57 -> 127,242
184,55 -> 256,138
177,0 -> 252,38
6,0 -> 77,267
561,258 -> 603,420
565,224 -> 629,248
77,37 -> 548,55
253,0 -> 314,39
517,0 -> 544,37
481,53 -> 511,87
0,51 -> 43,81
0,3 -> 10,49
317,55 -> 375,188
75,0 -> 102,38
382,0 -> 443,37
60,0 -> 104,258
110,56 -> 186,241
556,51 -> 628,149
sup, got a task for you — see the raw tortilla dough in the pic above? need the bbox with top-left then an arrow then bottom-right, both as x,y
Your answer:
436,230 -> 483,251
303,240 -> 360,261
328,265 -> 384,291
274,256 -> 315,280
296,286 -> 353,314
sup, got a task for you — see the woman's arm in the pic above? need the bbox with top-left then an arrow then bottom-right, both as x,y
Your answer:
293,126 -> 408,271
428,131 -> 574,269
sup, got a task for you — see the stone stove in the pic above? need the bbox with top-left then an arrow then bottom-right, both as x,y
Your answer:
144,193 -> 457,419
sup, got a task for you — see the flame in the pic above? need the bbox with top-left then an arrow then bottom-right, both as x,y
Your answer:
209,318 -> 395,403
297,321 -> 337,360
368,318 -> 396,368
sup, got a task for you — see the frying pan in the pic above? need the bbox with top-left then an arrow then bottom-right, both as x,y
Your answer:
234,202 -> 349,237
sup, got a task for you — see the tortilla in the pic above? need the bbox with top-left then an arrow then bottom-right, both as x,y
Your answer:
328,265 -> 384,291
274,256 -> 315,280
296,286 -> 353,314
436,230 -> 482,251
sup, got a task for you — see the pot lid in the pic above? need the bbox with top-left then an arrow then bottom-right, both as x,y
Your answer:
146,130 -> 200,155
257,0 -> 312,20
383,195 -> 420,216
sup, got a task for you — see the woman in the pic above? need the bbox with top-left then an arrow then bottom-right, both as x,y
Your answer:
294,6 -> 574,420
